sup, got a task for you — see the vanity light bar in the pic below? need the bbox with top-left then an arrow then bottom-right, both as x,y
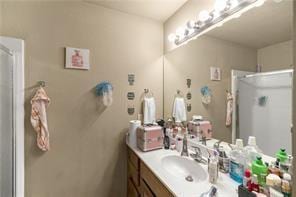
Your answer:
169,0 -> 263,46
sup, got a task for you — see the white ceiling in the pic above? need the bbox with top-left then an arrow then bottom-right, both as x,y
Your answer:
207,0 -> 292,49
86,0 -> 188,22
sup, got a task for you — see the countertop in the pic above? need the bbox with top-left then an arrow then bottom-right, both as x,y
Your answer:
127,139 -> 240,197
127,137 -> 275,197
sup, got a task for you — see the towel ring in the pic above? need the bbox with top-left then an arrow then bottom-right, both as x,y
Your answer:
38,81 -> 46,87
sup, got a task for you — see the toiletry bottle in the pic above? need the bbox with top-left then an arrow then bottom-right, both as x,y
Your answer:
280,154 -> 292,174
218,146 -> 230,173
181,133 -> 189,157
244,136 -> 262,168
281,173 -> 292,197
287,155 -> 293,175
268,162 -> 281,177
251,174 -> 260,192
251,156 -> 268,186
229,139 -> 245,183
163,128 -> 170,149
208,151 -> 219,184
243,169 -> 252,191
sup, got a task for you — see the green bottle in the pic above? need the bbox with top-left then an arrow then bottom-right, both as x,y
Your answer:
276,148 -> 288,163
251,156 -> 268,186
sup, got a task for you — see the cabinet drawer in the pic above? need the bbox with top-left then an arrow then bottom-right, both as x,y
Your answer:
141,179 -> 155,197
128,160 -> 140,187
140,162 -> 174,197
128,147 -> 139,170
128,178 -> 140,197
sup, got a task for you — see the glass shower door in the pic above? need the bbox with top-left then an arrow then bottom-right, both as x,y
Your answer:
0,44 -> 14,197
238,70 -> 293,156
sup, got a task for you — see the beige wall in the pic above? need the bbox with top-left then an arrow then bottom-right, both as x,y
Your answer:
164,35 -> 257,142
258,40 -> 293,72
164,0 -> 214,52
1,2 -> 163,197
293,1 -> 296,196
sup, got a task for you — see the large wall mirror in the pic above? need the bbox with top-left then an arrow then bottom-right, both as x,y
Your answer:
164,0 -> 293,156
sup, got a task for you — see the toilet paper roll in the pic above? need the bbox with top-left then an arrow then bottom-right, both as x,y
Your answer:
128,120 -> 141,148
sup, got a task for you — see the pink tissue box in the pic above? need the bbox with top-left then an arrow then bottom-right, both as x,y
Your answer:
188,120 -> 212,139
137,126 -> 163,152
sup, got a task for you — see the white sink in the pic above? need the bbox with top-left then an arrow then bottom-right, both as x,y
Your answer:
161,155 -> 207,183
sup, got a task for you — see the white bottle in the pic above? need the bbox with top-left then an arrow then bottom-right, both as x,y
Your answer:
243,136 -> 262,168
208,151 -> 219,184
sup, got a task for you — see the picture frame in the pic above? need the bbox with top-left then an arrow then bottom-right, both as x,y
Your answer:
210,67 -> 221,81
65,47 -> 90,70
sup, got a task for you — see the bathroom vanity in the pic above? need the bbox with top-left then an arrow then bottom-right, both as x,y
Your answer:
126,139 -> 244,197
127,145 -> 173,197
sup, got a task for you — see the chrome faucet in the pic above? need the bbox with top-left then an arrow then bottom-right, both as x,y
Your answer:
181,134 -> 189,157
190,146 -> 207,164
213,140 -> 222,151
200,186 -> 218,197
201,136 -> 207,146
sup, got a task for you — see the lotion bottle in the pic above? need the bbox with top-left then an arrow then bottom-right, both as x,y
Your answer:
208,151 -> 219,184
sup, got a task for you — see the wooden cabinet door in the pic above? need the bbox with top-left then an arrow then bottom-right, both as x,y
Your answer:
141,179 -> 155,197
128,178 -> 139,197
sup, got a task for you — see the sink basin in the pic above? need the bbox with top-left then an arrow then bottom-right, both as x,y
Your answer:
161,155 -> 207,183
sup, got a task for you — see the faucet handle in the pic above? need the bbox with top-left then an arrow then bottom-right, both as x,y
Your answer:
191,146 -> 201,155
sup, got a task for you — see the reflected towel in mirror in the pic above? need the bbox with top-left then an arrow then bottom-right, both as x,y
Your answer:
172,97 -> 187,123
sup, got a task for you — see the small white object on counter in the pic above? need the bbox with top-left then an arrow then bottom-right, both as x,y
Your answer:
128,120 -> 141,148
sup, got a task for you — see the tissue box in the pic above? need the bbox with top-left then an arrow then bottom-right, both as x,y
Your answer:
137,126 -> 163,152
188,120 -> 212,139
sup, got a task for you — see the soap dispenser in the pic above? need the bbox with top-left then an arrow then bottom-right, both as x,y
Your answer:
163,128 -> 170,150
208,151 -> 219,184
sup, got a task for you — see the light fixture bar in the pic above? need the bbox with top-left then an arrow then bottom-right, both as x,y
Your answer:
173,0 -> 260,46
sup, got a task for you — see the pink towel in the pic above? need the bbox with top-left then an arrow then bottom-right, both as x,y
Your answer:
226,92 -> 233,126
31,87 -> 50,151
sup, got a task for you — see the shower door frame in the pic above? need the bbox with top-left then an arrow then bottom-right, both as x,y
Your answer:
0,37 -> 25,197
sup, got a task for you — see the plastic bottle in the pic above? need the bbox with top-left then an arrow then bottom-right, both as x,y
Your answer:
251,156 -> 268,186
244,136 -> 262,168
208,151 -> 219,184
243,169 -> 252,191
229,139 -> 245,183
281,173 -> 292,197
218,146 -> 230,173
163,128 -> 170,149
251,174 -> 259,192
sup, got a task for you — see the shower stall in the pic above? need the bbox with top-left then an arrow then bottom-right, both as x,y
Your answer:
0,37 -> 24,197
237,69 -> 293,156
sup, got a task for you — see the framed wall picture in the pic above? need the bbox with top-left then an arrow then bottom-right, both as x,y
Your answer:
210,67 -> 221,81
65,47 -> 90,70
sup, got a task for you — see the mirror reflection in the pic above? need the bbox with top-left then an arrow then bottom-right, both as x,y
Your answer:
164,0 -> 293,157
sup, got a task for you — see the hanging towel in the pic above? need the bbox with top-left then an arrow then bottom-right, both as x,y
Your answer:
31,87 -> 50,151
143,97 -> 156,125
172,97 -> 187,123
226,92 -> 233,126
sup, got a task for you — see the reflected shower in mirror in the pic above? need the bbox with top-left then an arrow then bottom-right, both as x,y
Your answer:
163,0 -> 293,157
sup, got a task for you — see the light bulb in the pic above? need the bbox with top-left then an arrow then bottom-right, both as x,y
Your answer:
168,33 -> 176,42
186,20 -> 196,29
199,10 -> 210,22
176,26 -> 187,37
214,0 -> 227,12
